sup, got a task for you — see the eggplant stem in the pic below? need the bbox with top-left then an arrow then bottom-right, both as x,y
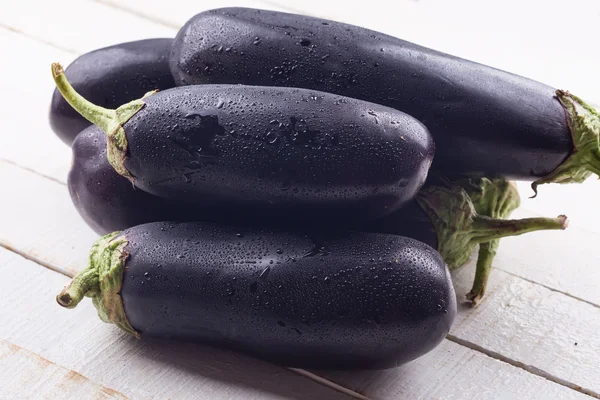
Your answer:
466,241 -> 499,306
471,214 -> 568,243
51,62 -> 152,182
55,232 -> 139,338
51,63 -> 116,131
56,268 -> 99,309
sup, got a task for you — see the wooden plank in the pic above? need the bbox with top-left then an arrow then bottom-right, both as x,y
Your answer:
0,248 -> 354,400
448,260 -> 600,397
0,28 -> 75,183
98,0 -> 289,29
259,0 -> 600,104
0,340 -> 126,400
493,206 -> 600,307
0,160 -> 98,277
0,0 -> 176,54
321,340 -> 590,400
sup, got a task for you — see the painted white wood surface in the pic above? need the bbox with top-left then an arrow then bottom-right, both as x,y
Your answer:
320,340 -> 592,400
97,0 -> 288,28
451,259 -> 600,397
0,248 -> 355,400
1,0 -> 599,398
0,28 -> 74,183
0,0 -> 175,54
0,160 -> 98,276
0,340 -> 126,400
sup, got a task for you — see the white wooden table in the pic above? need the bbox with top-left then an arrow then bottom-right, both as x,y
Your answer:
1,0 -> 599,398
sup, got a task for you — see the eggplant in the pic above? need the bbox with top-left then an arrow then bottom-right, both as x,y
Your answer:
56,222 -> 456,370
52,63 -> 434,225
170,7 -> 600,193
50,39 -> 175,145
367,178 -> 568,304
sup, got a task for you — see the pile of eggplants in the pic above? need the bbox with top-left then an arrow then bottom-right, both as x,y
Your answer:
51,7 -> 597,370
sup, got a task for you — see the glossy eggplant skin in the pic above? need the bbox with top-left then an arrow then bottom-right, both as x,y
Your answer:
50,39 -> 175,145
366,202 -> 438,250
171,8 -> 571,180
68,126 -> 180,234
122,84 -> 434,225
119,221 -> 456,369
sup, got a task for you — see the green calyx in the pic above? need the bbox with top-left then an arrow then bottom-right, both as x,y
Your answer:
417,179 -> 568,272
532,90 -> 600,195
51,63 -> 155,182
56,232 -> 138,338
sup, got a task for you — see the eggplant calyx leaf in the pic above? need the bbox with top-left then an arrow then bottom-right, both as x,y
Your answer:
417,181 -> 568,271
531,90 -> 600,196
56,232 -> 138,338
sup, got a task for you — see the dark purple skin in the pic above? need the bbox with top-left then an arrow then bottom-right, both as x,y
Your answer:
170,7 -> 572,180
50,39 -> 175,145
121,84 -> 434,225
68,126 -> 179,234
366,202 -> 438,250
119,221 -> 456,369
68,126 -> 243,235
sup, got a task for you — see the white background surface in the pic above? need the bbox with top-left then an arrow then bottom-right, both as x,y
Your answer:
0,0 -> 599,399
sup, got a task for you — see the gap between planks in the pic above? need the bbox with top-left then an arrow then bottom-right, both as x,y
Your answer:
496,269 -> 600,311
447,335 -> 599,399
0,22 -> 79,55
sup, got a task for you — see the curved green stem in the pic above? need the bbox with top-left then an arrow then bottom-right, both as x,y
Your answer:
532,90 -> 600,195
51,63 -> 116,131
56,232 -> 138,338
429,177 -> 568,305
51,63 -> 154,182
470,214 -> 568,242
466,240 -> 499,305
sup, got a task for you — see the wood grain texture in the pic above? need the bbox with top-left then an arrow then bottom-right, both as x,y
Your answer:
0,340 -> 127,400
320,340 -> 591,400
493,207 -> 600,308
0,248 -> 353,400
0,160 -> 99,277
97,0 -> 288,28
0,28 -> 74,183
450,258 -> 600,396
0,0 -> 175,54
